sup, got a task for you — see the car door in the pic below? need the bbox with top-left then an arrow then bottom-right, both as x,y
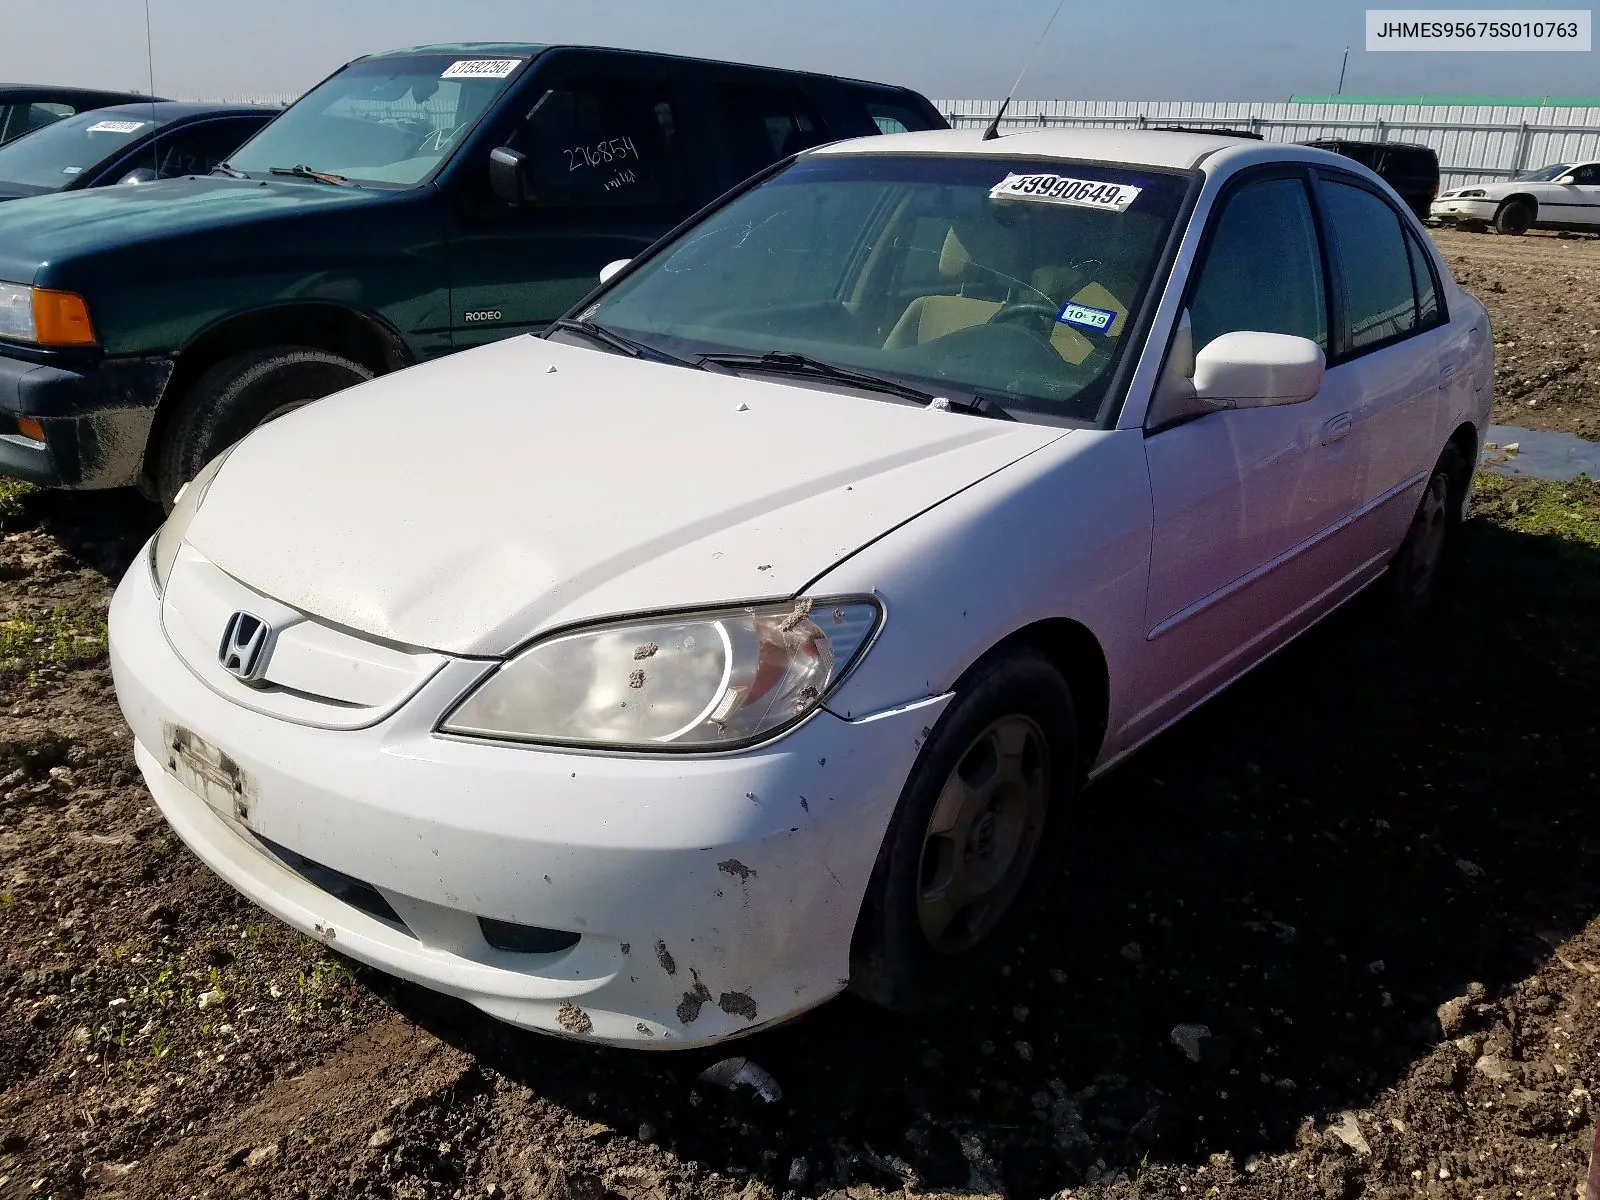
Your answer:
444,53 -> 713,348
704,75 -> 836,193
1559,162 -> 1600,226
1311,170 -> 1452,564
1138,168 -> 1368,735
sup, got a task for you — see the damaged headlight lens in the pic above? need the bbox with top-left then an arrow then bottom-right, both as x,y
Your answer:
441,598 -> 881,750
150,447 -> 237,595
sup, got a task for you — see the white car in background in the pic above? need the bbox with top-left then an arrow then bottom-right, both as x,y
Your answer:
109,128 -> 1494,1049
1431,160 -> 1600,234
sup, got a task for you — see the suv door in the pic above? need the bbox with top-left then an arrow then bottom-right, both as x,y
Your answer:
444,53 -> 713,347
1139,169 -> 1363,736
705,76 -> 836,192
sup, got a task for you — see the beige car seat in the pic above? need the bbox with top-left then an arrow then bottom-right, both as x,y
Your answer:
882,226 -> 1006,349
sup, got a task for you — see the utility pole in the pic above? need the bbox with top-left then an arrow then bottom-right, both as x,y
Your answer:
1336,46 -> 1350,95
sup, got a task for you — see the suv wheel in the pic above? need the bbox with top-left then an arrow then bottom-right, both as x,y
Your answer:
157,346 -> 374,509
1493,199 -> 1533,235
850,647 -> 1079,1013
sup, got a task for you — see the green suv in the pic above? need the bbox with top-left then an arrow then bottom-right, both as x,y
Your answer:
0,44 -> 943,504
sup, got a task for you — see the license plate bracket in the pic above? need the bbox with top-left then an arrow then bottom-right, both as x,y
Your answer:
162,723 -> 256,826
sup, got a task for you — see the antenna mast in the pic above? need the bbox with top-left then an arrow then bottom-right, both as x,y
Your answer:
144,0 -> 159,172
982,0 -> 1070,141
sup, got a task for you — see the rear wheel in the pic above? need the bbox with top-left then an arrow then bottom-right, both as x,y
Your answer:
850,647 -> 1079,1012
1493,199 -> 1533,235
156,346 -> 374,509
1389,442 -> 1469,612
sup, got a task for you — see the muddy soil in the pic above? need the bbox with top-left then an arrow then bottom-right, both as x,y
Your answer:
3,236 -> 1600,1200
1431,227 -> 1600,440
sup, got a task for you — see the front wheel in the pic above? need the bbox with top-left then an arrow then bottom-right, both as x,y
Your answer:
1493,199 -> 1533,235
850,647 -> 1079,1013
156,346 -> 374,509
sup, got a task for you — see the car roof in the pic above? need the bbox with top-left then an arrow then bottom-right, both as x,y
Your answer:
361,43 -> 926,90
809,127 -> 1336,171
87,101 -> 280,120
0,84 -> 163,103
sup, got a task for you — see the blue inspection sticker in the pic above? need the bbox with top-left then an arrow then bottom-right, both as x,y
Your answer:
1056,301 -> 1118,333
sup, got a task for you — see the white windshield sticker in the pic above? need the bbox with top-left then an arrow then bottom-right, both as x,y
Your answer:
86,120 -> 148,135
1057,301 -> 1118,332
441,58 -> 522,79
990,172 -> 1143,212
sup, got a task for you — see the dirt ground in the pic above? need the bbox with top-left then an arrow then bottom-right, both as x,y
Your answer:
3,233 -> 1600,1200
1431,227 -> 1600,440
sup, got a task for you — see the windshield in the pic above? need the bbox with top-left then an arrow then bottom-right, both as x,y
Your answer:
0,108 -> 167,194
1513,163 -> 1573,182
580,154 -> 1190,424
227,53 -> 525,187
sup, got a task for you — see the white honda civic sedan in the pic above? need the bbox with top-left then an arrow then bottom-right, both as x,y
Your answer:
109,128 -> 1493,1048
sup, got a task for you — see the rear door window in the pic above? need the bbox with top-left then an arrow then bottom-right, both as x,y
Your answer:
516,79 -> 691,207
713,82 -> 829,183
1318,177 -> 1420,351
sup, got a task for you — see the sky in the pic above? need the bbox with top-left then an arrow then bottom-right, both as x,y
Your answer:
4,0 -> 1597,102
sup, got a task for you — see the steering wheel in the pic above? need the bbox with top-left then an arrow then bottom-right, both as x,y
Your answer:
986,302 -> 1062,338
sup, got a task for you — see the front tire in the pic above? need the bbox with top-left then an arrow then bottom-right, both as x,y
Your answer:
850,647 -> 1079,1013
156,346 -> 374,509
1493,199 -> 1533,235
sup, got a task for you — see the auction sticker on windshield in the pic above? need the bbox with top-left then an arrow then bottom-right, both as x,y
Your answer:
441,59 -> 522,79
990,173 -> 1143,212
1056,301 -> 1118,332
87,120 -> 148,135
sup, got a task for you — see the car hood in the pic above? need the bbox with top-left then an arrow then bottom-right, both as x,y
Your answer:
184,336 -> 1067,657
0,175 -> 377,284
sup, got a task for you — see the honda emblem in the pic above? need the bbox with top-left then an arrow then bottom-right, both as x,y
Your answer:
218,611 -> 273,682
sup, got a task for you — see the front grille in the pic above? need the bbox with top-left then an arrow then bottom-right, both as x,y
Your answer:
257,836 -> 416,938
478,917 -> 581,955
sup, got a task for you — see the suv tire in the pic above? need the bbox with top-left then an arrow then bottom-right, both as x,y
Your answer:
157,346 -> 374,509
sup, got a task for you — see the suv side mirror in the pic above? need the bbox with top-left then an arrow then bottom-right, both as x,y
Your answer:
489,146 -> 530,205
598,258 -> 630,284
1192,331 -> 1325,409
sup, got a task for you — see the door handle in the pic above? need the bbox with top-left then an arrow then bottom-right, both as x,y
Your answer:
1321,413 -> 1352,445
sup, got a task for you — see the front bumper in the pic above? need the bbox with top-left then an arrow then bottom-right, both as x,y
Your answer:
1429,198 -> 1498,223
109,547 -> 949,1048
0,350 -> 171,488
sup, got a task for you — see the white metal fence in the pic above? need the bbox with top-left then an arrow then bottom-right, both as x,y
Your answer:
937,99 -> 1600,187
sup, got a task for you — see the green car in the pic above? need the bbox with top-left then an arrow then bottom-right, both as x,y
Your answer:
0,44 -> 944,505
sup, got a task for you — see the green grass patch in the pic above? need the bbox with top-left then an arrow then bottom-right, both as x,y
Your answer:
1472,472 -> 1600,551
0,607 -> 109,672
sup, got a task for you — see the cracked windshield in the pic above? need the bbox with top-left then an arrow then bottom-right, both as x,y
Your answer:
584,154 -> 1189,422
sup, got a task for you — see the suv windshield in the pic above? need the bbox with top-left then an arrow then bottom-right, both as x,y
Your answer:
227,52 -> 526,187
580,153 -> 1190,424
0,108 -> 167,194
1513,163 -> 1573,182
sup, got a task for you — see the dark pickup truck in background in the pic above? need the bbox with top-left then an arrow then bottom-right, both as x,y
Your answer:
0,43 -> 945,504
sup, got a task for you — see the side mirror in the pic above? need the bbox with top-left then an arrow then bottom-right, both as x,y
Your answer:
598,258 -> 630,285
118,167 -> 159,186
1192,331 -> 1325,409
1554,173 -> 1579,185
489,146 -> 530,206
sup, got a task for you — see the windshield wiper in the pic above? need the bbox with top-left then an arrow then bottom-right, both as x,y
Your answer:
936,394 -> 1016,421
269,164 -> 351,187
211,161 -> 248,179
696,351 -> 938,405
545,318 -> 705,369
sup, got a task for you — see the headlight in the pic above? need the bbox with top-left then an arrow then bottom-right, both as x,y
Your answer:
150,447 -> 237,594
1458,189 -> 1486,198
0,282 -> 96,346
442,598 -> 882,750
